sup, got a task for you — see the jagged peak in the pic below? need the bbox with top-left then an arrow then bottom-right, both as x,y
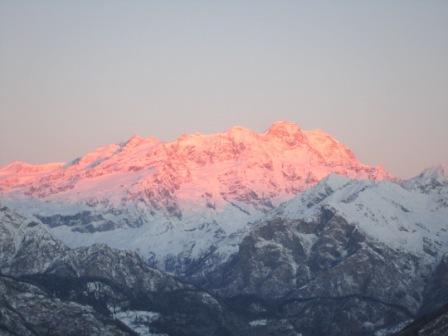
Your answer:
264,121 -> 304,145
225,125 -> 259,142
0,160 -> 31,171
122,134 -> 143,147
396,165 -> 446,195
412,165 -> 447,181
65,143 -> 120,169
0,121 -> 391,199
421,164 -> 448,178
265,120 -> 302,135
63,135 -> 159,169
127,134 -> 144,142
121,134 -> 160,149
404,164 -> 448,190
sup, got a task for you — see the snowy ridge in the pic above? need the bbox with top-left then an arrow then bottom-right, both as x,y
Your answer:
278,172 -> 448,261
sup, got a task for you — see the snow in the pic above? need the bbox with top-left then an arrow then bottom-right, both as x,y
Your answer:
200,292 -> 221,307
0,121 -> 406,273
374,319 -> 413,336
0,121 -> 388,204
249,319 -> 268,327
112,309 -> 165,336
2,163 -> 447,279
279,174 -> 448,264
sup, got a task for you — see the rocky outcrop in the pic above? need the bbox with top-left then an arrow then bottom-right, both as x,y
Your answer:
420,253 -> 448,315
394,303 -> 448,336
194,211 -> 427,335
0,275 -> 129,336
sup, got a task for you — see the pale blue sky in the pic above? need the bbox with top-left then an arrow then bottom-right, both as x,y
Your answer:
1,1 -> 447,177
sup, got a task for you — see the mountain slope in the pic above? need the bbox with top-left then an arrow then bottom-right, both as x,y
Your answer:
1,143 -> 448,335
0,205 -> 246,336
393,303 -> 448,336
0,122 -> 388,274
2,122 -> 448,335
0,275 -> 130,336
194,168 -> 448,335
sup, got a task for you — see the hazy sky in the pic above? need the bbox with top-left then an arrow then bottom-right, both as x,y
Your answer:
1,1 -> 447,178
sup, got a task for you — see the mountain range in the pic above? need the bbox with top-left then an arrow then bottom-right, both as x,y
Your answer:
0,121 -> 447,336
0,121 -> 388,274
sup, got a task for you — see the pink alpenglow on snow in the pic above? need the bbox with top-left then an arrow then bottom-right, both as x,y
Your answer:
0,121 -> 389,207
0,121 -> 392,268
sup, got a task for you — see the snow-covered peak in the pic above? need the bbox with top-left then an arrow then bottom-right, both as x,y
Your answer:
0,161 -> 64,192
0,121 -> 389,198
278,171 -> 448,260
226,125 -> 257,136
403,165 -> 448,192
122,134 -> 159,149
0,122 -> 394,272
266,120 -> 302,135
413,165 -> 447,182
265,121 -> 305,145
0,160 -> 63,174
304,129 -> 355,162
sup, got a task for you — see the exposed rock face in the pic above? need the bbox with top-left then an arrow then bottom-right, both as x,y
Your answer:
420,253 -> 448,315
0,205 -> 69,275
0,275 -> 129,336
187,170 -> 448,336
394,303 -> 448,336
0,206 -> 241,336
194,212 -> 423,335
1,165 -> 448,335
